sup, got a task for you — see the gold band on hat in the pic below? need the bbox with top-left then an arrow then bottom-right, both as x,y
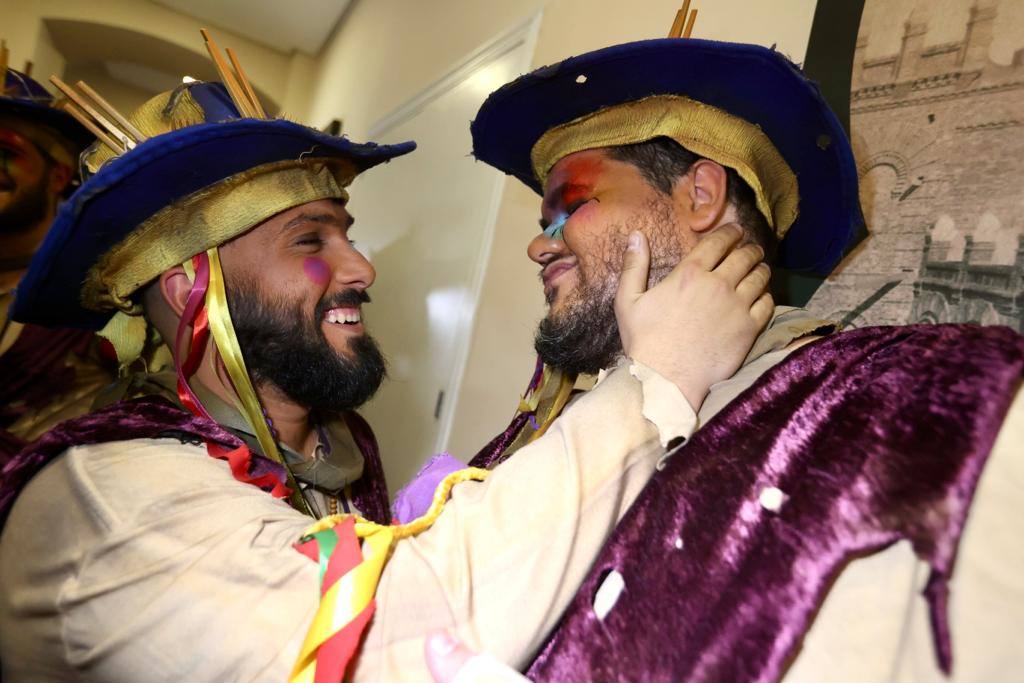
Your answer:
530,94 -> 799,236
82,158 -> 355,314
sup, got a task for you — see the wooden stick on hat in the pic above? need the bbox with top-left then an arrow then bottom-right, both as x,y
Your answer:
668,1 -> 699,39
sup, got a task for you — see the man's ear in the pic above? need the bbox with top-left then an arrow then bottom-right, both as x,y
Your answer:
47,162 -> 73,197
158,265 -> 193,318
675,159 -> 729,234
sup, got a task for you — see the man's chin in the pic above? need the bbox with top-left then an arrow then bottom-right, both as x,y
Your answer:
321,320 -> 366,347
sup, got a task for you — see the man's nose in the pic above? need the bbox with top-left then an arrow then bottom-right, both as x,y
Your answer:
331,244 -> 376,291
527,231 -> 570,265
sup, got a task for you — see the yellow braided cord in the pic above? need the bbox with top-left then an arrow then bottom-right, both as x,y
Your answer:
301,467 -> 490,540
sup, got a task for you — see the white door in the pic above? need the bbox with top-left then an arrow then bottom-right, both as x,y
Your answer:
349,16 -> 540,491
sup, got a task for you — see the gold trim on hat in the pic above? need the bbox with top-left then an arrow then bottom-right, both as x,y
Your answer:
81,158 -> 355,313
530,94 -> 799,237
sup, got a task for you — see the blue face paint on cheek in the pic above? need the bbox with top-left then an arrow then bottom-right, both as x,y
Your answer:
544,213 -> 568,241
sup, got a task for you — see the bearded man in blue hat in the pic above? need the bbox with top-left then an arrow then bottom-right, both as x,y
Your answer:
467,36 -> 1024,682
0,66 -> 110,459
0,34 -> 780,679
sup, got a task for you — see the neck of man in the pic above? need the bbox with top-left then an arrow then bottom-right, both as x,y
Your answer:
194,353 -> 319,460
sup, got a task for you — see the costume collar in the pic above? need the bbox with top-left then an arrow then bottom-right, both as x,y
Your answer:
125,370 -> 364,495
743,306 -> 837,367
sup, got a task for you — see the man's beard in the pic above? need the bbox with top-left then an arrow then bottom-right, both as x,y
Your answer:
534,197 -> 682,375
0,175 -> 51,235
228,278 -> 386,415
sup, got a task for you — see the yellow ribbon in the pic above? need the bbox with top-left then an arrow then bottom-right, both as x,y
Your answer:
289,467 -> 490,682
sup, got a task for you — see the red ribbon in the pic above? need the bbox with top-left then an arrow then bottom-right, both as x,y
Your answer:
175,254 -> 213,421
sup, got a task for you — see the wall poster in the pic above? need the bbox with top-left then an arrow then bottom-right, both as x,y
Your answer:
804,0 -> 1024,331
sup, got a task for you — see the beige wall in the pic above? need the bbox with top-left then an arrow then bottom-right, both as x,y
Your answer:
302,0 -> 819,462
3,4 -> 66,84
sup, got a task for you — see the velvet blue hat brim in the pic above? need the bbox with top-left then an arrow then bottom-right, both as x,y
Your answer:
11,118 -> 415,329
470,38 -> 863,275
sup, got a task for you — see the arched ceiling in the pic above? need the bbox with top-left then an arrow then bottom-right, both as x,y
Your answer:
44,18 -> 280,113
150,0 -> 351,56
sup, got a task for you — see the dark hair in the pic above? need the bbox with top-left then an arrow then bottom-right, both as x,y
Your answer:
608,137 -> 777,260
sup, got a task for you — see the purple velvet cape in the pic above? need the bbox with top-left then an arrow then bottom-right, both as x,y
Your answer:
524,324 -> 1023,682
0,396 -> 391,528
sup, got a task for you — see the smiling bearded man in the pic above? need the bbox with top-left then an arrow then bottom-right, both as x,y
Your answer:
227,245 -> 386,415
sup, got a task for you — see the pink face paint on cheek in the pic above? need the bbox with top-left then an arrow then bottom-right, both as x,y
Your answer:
302,257 -> 331,286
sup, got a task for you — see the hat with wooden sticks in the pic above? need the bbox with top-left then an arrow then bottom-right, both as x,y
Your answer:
10,31 -> 415,513
470,3 -> 862,274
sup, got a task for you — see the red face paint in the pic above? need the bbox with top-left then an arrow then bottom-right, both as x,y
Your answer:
303,257 -> 331,286
557,156 -> 602,209
540,153 -> 605,238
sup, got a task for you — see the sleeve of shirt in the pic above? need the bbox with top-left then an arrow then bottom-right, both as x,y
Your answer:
56,439 -> 319,682
784,384 -> 1024,683
893,383 -> 1024,682
629,359 -> 699,447
356,362 -> 697,681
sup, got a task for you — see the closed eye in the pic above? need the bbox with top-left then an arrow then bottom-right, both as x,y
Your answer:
566,198 -> 590,215
295,234 -> 324,247
539,198 -> 596,235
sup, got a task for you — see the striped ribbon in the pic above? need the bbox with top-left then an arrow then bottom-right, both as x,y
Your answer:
289,467 -> 490,682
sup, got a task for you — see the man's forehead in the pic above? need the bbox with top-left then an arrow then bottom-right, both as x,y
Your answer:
278,197 -> 351,225
546,149 -> 607,186
224,197 -> 351,251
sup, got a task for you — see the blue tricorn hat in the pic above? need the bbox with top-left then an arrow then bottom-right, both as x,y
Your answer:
11,81 -> 415,330
1,68 -> 93,162
470,38 -> 863,275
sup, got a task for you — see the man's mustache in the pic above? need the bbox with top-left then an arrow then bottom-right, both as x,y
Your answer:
314,289 -> 371,320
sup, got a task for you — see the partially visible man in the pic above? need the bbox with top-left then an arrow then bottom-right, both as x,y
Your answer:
0,64 -> 106,457
470,37 -> 1024,681
0,43 -> 773,682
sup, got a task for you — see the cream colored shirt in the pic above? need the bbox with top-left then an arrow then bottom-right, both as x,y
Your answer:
0,360 -> 695,682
